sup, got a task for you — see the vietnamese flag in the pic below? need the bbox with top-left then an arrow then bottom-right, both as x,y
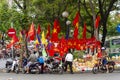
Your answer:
28,22 -> 35,41
54,19 -> 60,33
73,12 -> 80,27
73,27 -> 78,39
73,12 -> 80,39
95,15 -> 100,29
82,22 -> 87,39
59,36 -> 68,57
51,19 -> 60,42
37,24 -> 41,34
46,24 -> 50,39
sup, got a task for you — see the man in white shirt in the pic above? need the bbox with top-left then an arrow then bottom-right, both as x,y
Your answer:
64,49 -> 74,74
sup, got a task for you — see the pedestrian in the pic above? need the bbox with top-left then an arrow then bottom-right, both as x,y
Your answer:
64,49 -> 74,74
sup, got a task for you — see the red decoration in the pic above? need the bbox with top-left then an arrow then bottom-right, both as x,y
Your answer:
28,22 -> 35,41
73,12 -> 80,39
7,35 -> 19,48
46,24 -> 50,39
95,15 -> 100,28
37,24 -> 41,34
73,12 -> 80,27
82,23 -> 87,39
51,19 -> 60,42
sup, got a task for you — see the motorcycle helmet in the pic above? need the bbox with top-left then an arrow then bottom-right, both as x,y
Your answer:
101,47 -> 106,50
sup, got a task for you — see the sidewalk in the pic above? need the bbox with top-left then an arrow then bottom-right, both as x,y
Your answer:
0,58 -> 12,72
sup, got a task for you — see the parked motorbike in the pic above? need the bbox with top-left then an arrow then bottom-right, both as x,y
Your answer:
5,60 -> 19,74
45,58 -> 63,74
92,61 -> 115,74
22,62 -> 40,74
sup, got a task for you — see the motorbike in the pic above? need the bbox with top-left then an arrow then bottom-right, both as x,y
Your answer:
45,58 -> 63,74
92,61 -> 115,74
5,60 -> 19,74
22,62 -> 40,74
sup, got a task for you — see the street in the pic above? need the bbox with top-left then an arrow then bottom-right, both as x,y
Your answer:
0,58 -> 120,80
0,71 -> 120,80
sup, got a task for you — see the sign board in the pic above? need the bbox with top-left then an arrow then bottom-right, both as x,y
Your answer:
116,24 -> 120,32
7,28 -> 16,37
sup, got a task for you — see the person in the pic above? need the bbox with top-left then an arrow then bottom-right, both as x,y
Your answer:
11,52 -> 20,71
97,47 -> 103,65
53,53 -> 61,63
101,47 -> 109,73
37,53 -> 45,74
22,53 -> 28,67
25,51 -> 37,73
64,49 -> 74,74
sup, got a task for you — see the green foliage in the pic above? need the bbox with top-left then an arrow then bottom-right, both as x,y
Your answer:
0,0 -> 119,41
73,50 -> 85,59
107,13 -> 120,36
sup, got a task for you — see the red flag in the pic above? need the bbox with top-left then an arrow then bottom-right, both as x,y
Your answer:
28,22 -> 35,40
82,22 -> 87,39
59,36 -> 68,56
7,35 -> 19,48
46,24 -> 50,39
51,19 -> 60,42
12,35 -> 19,43
54,19 -> 60,33
73,27 -> 78,39
73,12 -> 80,27
25,30 -> 28,38
72,12 -> 80,39
95,15 -> 100,28
37,24 -> 41,34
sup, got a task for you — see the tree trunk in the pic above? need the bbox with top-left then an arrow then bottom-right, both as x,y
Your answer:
101,22 -> 107,47
98,0 -> 117,46
89,0 -> 98,40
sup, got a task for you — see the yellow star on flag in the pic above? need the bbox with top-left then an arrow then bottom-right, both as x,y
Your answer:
75,22 -> 79,28
53,28 -> 57,33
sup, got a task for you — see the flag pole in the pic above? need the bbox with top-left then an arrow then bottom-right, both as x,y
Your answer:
11,22 -> 14,58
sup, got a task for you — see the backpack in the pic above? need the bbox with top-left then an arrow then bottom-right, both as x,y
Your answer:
37,57 -> 44,64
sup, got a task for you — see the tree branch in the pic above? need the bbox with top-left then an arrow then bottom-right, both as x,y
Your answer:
81,0 -> 92,17
105,0 -> 117,19
13,0 -> 23,9
98,0 -> 104,19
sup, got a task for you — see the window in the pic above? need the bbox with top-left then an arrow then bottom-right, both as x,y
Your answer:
112,38 -> 120,45
104,41 -> 110,48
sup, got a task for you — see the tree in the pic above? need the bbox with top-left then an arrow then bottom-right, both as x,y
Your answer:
78,0 -> 118,46
98,0 -> 118,46
0,0 -> 119,47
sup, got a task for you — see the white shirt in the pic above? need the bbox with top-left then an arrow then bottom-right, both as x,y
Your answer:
65,53 -> 73,62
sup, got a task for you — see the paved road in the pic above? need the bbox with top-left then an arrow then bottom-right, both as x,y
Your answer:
0,58 -> 120,80
0,71 -> 120,80
0,58 -> 13,70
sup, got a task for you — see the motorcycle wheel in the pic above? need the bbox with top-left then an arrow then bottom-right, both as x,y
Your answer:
15,65 -> 19,74
109,65 -> 114,73
6,65 -> 11,73
92,66 -> 99,74
36,67 -> 40,74
47,69 -> 52,74
58,67 -> 63,74
21,68 -> 26,74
